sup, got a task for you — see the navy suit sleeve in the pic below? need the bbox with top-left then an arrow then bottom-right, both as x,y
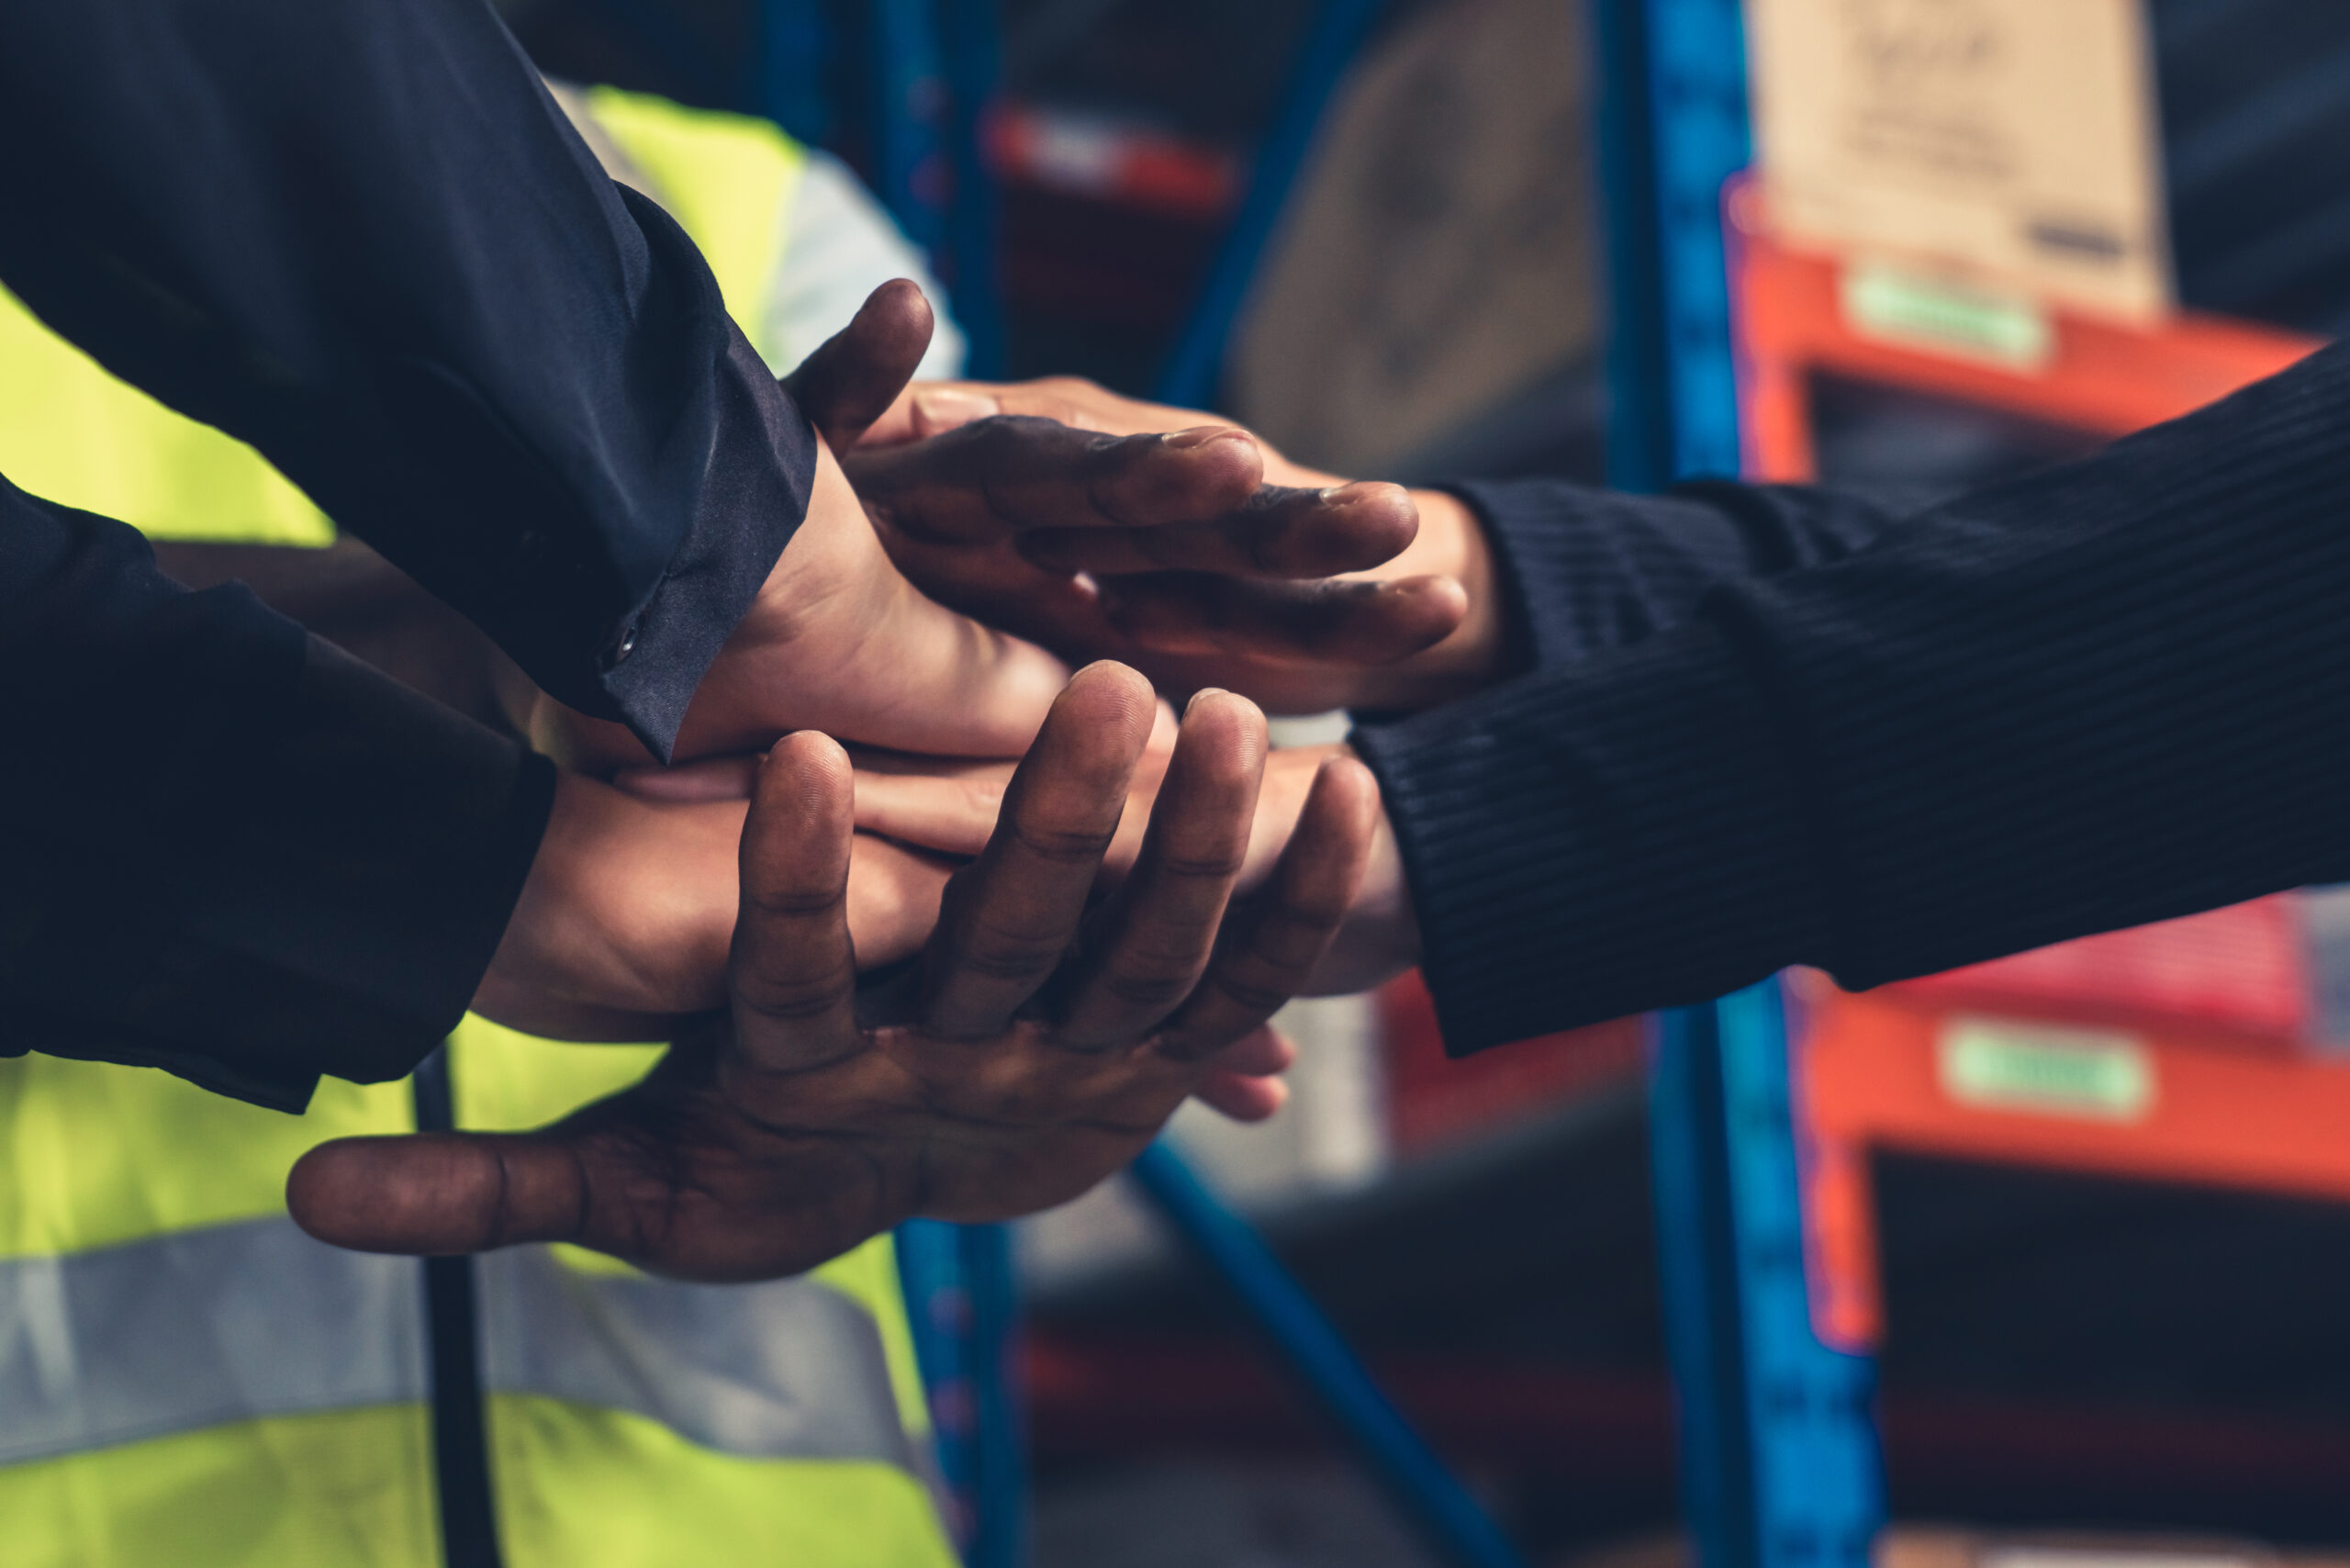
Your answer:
0,0 -> 814,756
1357,343 -> 2350,1054
0,479 -> 552,1111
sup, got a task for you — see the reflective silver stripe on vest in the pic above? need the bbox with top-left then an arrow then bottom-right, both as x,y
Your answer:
477,1246 -> 921,1472
0,1216 -> 920,1476
0,1216 -> 427,1465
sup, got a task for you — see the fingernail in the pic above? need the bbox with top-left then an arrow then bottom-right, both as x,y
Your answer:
911,388 -> 1000,434
1162,426 -> 1248,451
1182,687 -> 1231,715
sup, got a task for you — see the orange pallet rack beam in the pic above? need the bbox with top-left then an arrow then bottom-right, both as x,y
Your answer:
1726,189 -> 2350,1356
1725,180 -> 2322,484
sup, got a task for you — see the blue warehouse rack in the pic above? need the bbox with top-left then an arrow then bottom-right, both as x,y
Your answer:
1591,6 -> 1887,1568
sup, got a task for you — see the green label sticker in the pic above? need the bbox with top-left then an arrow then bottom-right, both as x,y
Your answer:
1841,263 -> 2054,372
1936,1017 -> 2155,1121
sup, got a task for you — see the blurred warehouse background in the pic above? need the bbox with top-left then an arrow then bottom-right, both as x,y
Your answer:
469,2 -> 2350,1565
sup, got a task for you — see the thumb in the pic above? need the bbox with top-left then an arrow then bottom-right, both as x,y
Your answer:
287,1132 -> 590,1255
782,279 -> 935,450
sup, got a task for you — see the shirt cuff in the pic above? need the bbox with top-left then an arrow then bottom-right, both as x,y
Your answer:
1350,617 -> 1834,1056
593,325 -> 817,758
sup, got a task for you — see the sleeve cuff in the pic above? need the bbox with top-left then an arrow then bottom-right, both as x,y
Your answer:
1350,616 -> 1834,1055
594,321 -> 817,759
111,637 -> 554,1111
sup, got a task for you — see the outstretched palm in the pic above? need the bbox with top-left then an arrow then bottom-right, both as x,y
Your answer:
290,663 -> 1376,1282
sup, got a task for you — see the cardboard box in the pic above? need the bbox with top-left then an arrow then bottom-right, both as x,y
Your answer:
1747,0 -> 2174,322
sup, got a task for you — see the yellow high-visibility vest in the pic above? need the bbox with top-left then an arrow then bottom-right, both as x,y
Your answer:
0,86 -> 957,1568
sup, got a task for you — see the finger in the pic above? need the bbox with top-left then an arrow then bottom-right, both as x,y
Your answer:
908,386 -> 1007,437
1016,482 -> 1416,579
853,769 -> 1010,859
847,834 -> 957,970
780,279 -> 935,450
921,662 -> 1157,1037
612,755 -> 763,803
288,1131 -> 592,1255
949,376 -> 1203,442
1192,1066 -> 1291,1122
731,732 -> 861,1069
1210,1022 -> 1296,1079
1158,756 -> 1379,1059
1101,574 -> 1468,667
855,381 -> 1001,449
1053,689 -> 1266,1048
844,418 -> 1262,544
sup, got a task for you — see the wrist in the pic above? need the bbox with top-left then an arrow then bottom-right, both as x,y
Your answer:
1327,489 -> 1506,712
1253,744 -> 1419,995
1322,742 -> 1419,989
476,774 -> 738,1036
1404,490 -> 1505,687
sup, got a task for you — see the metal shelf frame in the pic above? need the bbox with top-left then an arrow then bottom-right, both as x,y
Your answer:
1602,5 -> 2345,1567
1594,5 -> 1887,1568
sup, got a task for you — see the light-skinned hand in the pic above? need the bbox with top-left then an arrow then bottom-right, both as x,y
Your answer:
468,773 -> 957,1042
541,283 -> 1320,772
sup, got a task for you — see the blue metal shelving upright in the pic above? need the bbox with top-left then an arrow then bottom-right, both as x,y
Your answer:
1592,4 -> 1887,1568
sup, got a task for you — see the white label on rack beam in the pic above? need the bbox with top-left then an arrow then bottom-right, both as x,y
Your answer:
1936,1017 -> 2155,1122
1841,262 -> 2053,371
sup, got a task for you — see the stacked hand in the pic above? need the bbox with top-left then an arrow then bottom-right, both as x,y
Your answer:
848,739 -> 1420,1000
296,665 -> 1376,1279
846,370 -> 1513,714
440,280 -> 1482,1265
481,283 -> 1458,1036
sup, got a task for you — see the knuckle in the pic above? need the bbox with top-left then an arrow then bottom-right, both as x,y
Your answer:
1101,968 -> 1192,1011
1152,849 -> 1248,883
1270,877 -> 1353,928
957,947 -> 1058,985
743,886 -> 845,921
737,975 -> 847,1022
1242,913 -> 1337,971
952,919 -> 1068,983
1011,818 -> 1115,866
1204,967 -> 1294,1018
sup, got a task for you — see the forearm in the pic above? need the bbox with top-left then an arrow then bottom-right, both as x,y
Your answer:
1360,341 -> 2350,1053
0,0 -> 811,756
0,484 -> 552,1110
1445,476 -> 1904,677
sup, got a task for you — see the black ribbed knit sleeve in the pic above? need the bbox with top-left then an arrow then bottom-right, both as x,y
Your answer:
1453,476 -> 1901,675
1356,342 -> 2350,1055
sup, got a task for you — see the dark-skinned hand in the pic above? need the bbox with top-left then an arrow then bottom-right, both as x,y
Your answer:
291,663 -> 1379,1281
846,739 -> 1421,1000
539,280 -> 1312,772
845,374 -> 1501,714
